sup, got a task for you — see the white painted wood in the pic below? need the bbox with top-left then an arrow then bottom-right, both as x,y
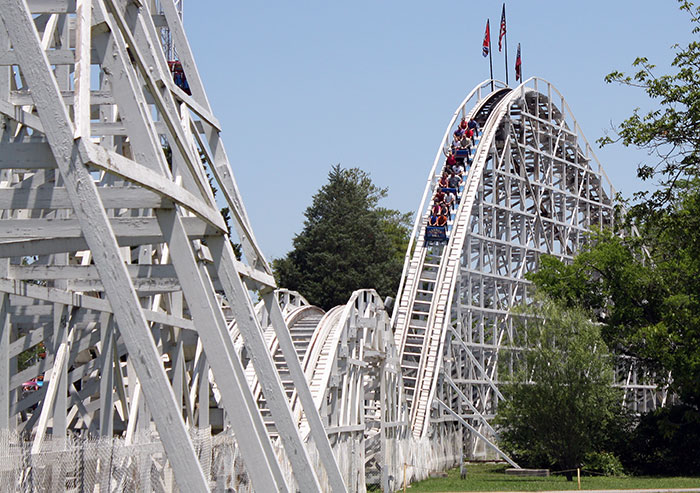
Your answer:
31,311 -> 73,454
156,209 -> 289,493
99,315 -> 114,437
73,0 -> 90,138
0,3 -> 209,489
263,291 -> 348,493
0,294 -> 10,429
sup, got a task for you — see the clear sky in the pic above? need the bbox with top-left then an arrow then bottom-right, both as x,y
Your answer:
184,1 -> 694,262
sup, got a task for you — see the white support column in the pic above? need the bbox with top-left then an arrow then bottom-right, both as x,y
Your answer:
264,292 -> 349,493
207,235 -> 338,492
156,208 -> 289,493
50,304 -> 69,443
32,306 -> 73,454
99,315 -> 114,437
73,0 -> 91,138
0,293 -> 10,430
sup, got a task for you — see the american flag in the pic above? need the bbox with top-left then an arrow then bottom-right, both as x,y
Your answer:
499,4 -> 507,52
515,43 -> 522,81
482,19 -> 490,57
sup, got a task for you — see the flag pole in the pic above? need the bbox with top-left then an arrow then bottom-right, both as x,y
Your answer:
503,4 -> 509,85
488,21 -> 494,91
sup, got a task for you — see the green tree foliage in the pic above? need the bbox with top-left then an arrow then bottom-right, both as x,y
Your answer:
529,183 -> 700,475
273,165 -> 411,310
600,1 -> 700,211
496,297 -> 629,477
529,180 -> 700,407
625,404 -> 700,475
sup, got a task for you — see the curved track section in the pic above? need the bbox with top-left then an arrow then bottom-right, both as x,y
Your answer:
291,289 -> 408,491
394,78 -> 617,445
227,289 -> 408,489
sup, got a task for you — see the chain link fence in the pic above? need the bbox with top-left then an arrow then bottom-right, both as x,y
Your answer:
0,428 -> 253,492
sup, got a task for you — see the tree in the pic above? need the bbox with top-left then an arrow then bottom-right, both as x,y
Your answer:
600,0 -> 700,212
529,180 -> 700,405
273,165 -> 411,310
495,297 -> 629,478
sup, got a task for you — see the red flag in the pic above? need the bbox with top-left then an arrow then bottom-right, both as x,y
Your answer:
498,4 -> 506,52
515,43 -> 522,81
482,19 -> 490,57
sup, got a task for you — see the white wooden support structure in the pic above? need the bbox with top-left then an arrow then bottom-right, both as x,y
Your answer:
0,1 -> 340,491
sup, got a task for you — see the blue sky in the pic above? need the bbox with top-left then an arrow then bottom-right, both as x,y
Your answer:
184,1 -> 694,261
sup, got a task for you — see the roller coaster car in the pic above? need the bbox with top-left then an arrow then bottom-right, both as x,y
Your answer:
454,149 -> 471,159
425,226 -> 448,243
168,60 -> 192,95
440,187 -> 457,195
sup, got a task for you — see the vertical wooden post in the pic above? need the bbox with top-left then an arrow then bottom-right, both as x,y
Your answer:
99,316 -> 115,437
0,293 -> 10,430
73,0 -> 91,138
403,463 -> 407,493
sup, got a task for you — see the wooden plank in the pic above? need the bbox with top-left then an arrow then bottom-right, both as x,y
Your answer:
73,0 -> 90,138
26,0 -> 76,13
31,306 -> 73,453
0,294 -> 10,429
99,316 -> 114,437
84,141 -> 226,231
0,186 -> 170,210
262,290 -> 349,493
156,209 -> 288,492
9,89 -> 113,105
0,216 -> 212,240
0,48 -> 75,65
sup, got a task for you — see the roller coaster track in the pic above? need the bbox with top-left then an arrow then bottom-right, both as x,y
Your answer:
0,0 -> 667,487
224,78 -> 661,487
232,289 -> 408,491
393,82 -> 512,438
390,77 -> 653,457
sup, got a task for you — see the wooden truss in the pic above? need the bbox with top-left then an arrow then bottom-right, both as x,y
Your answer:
393,78 -> 659,463
0,0 -> 346,491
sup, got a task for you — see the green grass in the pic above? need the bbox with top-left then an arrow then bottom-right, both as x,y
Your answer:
407,463 -> 700,492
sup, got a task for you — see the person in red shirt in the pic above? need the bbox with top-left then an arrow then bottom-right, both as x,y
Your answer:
434,189 -> 446,204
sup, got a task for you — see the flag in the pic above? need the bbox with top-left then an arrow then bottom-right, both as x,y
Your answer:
482,19 -> 490,57
515,43 -> 522,81
498,4 -> 506,52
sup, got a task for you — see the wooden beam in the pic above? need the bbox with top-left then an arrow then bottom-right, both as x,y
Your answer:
73,0 -> 90,138
262,290 -> 349,493
156,208 -> 289,492
0,294 -> 10,429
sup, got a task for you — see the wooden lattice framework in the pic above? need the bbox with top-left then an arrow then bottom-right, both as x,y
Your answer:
0,1 -> 347,491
